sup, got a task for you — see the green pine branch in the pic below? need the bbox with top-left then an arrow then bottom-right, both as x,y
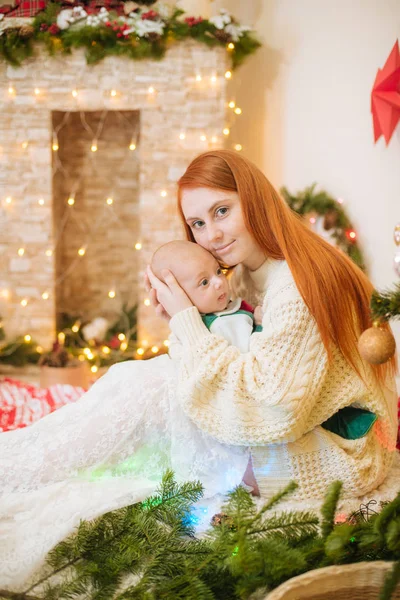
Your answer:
371,283 -> 400,322
3,474 -> 400,600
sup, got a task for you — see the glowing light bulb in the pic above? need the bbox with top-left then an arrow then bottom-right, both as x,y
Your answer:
108,290 -> 116,298
22,141 -> 28,149
228,101 -> 235,109
0,289 -> 9,299
225,70 -> 232,79
78,354 -> 85,361
24,334 -> 31,342
137,347 -> 144,355
227,42 -> 235,50
151,345 -> 159,353
200,135 -> 207,141
72,89 -> 78,98
309,217 -> 316,224
45,249 -> 53,257
42,291 -> 49,300
195,74 -> 202,82
135,242 -> 142,250
52,142 -> 59,151
36,346 -> 43,353
38,198 -> 45,205
179,132 -> 186,140
223,128 -> 230,136
110,89 -> 117,97
210,75 -> 217,83
8,85 -> 15,95
5,197 -> 12,204
148,86 -> 155,94
234,144 -> 242,151
129,142 -> 136,150
102,346 -> 110,354
211,136 -> 217,143
21,298 -> 28,307
144,298 -> 151,306
58,332 -> 65,344
349,231 -> 357,240
160,190 -> 167,197
67,197 -> 75,206
83,348 -> 91,355
87,352 -> 94,360
106,197 -> 113,205
118,333 -> 126,341
120,341 -> 128,351
78,247 -> 86,256
91,143 -> 98,152
18,248 -> 25,256
91,365 -> 98,373
234,107 -> 242,115
141,339 -> 148,347
34,88 -> 40,96
72,324 -> 79,332
163,340 -> 170,347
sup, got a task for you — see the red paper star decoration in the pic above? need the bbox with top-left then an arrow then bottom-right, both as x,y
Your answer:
371,40 -> 400,145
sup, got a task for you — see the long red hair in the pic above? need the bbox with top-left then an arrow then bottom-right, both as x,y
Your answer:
177,150 -> 396,384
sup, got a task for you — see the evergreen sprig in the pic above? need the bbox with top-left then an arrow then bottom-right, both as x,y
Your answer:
0,3 -> 261,68
281,184 -> 367,271
2,475 -> 400,600
371,283 -> 400,322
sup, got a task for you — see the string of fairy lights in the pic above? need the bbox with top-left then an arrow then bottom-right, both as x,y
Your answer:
0,48 -> 244,370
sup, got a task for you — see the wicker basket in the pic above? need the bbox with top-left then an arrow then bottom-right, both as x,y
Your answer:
265,561 -> 400,600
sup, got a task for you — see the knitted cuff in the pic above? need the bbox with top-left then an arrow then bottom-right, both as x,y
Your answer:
170,307 -> 210,346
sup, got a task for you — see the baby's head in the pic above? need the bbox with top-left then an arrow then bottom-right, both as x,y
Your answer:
151,241 -> 229,314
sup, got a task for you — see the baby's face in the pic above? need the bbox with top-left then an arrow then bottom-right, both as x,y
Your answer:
177,251 -> 230,314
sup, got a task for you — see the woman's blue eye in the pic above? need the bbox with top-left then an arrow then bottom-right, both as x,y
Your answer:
216,207 -> 228,217
191,220 -> 204,229
200,279 -> 209,286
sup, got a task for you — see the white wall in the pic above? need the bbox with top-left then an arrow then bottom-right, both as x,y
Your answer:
218,0 -> 400,371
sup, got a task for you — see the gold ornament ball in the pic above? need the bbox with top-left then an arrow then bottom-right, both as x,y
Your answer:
358,326 -> 396,365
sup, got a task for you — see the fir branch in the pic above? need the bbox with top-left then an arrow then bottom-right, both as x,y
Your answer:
371,284 -> 400,322
320,481 -> 342,540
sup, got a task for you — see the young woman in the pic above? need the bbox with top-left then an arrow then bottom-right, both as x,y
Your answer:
0,150 -> 398,591
147,149 -> 398,501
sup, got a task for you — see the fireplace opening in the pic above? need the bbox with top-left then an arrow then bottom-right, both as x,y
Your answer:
51,110 -> 140,333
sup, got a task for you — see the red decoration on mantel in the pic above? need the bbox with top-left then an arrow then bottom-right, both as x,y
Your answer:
371,40 -> 400,145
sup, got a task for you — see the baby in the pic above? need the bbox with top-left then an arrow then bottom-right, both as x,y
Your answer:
151,240 -> 263,354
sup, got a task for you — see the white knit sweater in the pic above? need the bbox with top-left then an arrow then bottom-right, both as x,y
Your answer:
170,258 -> 399,503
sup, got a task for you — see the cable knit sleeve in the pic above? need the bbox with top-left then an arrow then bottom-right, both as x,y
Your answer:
169,283 -> 329,446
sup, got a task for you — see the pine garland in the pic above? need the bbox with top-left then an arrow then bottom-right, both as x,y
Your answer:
0,3 -> 261,68
281,184 -> 366,271
2,472 -> 400,600
371,283 -> 400,322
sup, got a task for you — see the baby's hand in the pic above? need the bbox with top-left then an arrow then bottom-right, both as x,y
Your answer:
254,305 -> 263,326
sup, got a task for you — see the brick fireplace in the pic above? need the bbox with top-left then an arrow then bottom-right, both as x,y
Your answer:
0,39 -> 228,348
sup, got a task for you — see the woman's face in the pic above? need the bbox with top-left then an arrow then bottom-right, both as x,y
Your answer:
180,187 -> 266,270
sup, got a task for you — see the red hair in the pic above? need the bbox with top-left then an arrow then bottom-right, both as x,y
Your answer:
177,150 -> 396,384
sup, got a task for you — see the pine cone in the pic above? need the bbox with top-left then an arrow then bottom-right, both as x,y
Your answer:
19,24 -> 35,39
210,512 -> 235,529
323,209 -> 338,231
213,30 -> 232,43
146,32 -> 160,42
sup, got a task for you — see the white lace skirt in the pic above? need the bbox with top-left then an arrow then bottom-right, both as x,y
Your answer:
0,357 -> 249,591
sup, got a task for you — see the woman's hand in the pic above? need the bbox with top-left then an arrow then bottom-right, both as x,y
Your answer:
146,266 -> 193,318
